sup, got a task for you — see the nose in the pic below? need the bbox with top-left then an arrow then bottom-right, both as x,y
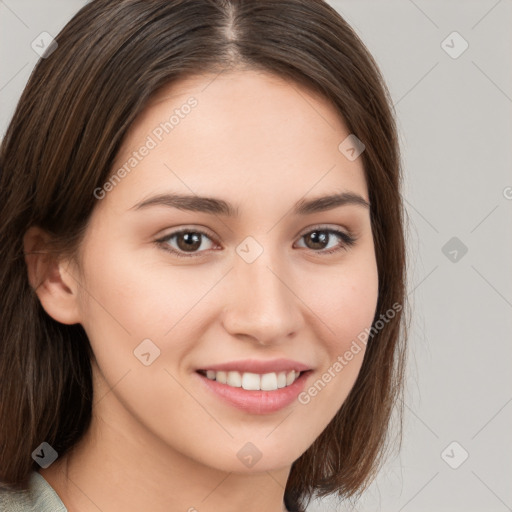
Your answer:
221,247 -> 305,346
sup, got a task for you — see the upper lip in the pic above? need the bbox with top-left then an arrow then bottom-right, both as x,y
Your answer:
197,358 -> 312,374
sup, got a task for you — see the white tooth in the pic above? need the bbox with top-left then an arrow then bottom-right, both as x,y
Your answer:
286,370 -> 296,386
227,371 -> 242,387
242,372 -> 261,390
214,369 -> 300,389
261,372 -> 278,391
276,372 -> 287,388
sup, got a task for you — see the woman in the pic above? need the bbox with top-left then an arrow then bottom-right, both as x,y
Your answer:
0,1 -> 408,511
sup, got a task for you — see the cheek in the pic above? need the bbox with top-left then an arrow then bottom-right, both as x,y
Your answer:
74,241 -> 165,369
76,241 -> 226,393
299,254 -> 379,410
307,251 -> 379,350
325,271 -> 379,345
79,242 -> 196,337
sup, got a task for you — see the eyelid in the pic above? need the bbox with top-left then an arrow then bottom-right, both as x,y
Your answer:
155,225 -> 218,243
297,223 -> 352,237
155,223 -> 357,258
157,223 -> 353,240
154,226 -> 219,259
296,224 -> 358,252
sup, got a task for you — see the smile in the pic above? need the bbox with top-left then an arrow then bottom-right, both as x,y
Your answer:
197,369 -> 302,391
195,369 -> 312,414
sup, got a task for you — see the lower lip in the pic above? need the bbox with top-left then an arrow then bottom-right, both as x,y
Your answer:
195,371 -> 311,414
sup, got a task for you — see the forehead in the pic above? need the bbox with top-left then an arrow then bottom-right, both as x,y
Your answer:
104,69 -> 368,214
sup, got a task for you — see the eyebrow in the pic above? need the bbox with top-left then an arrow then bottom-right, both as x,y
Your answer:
129,191 -> 370,216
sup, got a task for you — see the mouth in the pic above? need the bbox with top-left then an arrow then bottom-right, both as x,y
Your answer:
196,369 -> 307,391
195,368 -> 313,414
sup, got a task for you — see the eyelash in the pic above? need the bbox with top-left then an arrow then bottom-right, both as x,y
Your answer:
155,225 -> 357,259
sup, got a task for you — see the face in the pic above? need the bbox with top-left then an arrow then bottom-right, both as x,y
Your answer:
66,69 -> 378,473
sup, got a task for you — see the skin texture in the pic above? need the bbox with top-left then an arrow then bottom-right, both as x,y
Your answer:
25,70 -> 379,512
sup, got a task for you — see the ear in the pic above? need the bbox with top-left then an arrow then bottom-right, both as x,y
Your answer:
23,226 -> 82,325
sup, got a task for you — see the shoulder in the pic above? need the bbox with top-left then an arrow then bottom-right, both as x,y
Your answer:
0,471 -> 67,511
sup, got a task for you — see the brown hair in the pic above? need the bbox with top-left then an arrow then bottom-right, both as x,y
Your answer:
0,1 -> 409,510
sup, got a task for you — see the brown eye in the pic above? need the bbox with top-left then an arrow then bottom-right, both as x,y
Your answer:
303,230 -> 330,250
296,227 -> 357,255
156,226 -> 357,260
175,232 -> 203,252
156,229 -> 216,258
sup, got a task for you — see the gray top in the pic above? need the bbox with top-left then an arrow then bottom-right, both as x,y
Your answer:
0,471 -> 67,511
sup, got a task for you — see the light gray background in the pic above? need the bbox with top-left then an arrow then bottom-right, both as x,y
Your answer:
1,1 -> 511,511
